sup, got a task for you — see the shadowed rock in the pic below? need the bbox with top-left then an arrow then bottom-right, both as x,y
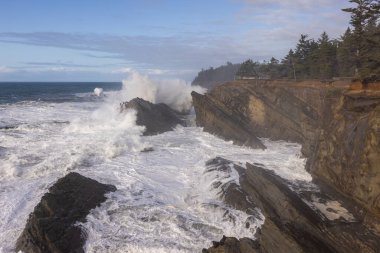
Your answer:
120,97 -> 185,135
202,236 -> 259,253
191,91 -> 266,149
16,172 -> 116,253
203,157 -> 380,253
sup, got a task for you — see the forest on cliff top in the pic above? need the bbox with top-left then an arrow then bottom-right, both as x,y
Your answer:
193,0 -> 380,87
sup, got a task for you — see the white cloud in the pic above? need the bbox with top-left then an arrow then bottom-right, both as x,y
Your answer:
0,66 -> 16,73
0,0 -> 353,80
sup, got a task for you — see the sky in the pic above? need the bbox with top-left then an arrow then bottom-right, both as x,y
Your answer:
0,0 -> 353,82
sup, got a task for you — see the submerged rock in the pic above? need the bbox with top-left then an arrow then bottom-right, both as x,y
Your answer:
16,172 -> 116,253
120,97 -> 185,135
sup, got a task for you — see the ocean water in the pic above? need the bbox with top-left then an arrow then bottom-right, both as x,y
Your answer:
0,77 -> 311,252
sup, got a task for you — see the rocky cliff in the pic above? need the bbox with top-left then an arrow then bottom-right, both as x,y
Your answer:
192,80 -> 346,157
309,90 -> 380,217
193,79 -> 380,252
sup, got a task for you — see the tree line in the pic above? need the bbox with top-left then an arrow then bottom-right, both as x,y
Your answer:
192,62 -> 241,89
193,0 -> 380,85
238,0 -> 380,80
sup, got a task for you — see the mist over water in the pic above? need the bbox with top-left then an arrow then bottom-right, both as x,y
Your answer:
121,72 -> 206,112
0,75 -> 309,252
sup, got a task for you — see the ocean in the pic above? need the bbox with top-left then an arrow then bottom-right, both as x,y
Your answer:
0,77 -> 310,252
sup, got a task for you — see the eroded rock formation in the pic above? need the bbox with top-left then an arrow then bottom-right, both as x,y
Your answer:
203,158 -> 380,253
309,91 -> 380,216
120,97 -> 185,135
195,80 -> 380,252
16,172 -> 116,253
192,80 -> 345,155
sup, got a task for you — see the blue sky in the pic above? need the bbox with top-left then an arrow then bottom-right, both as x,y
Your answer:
0,0 -> 352,81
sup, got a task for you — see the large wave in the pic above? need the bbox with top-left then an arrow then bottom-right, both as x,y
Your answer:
119,71 -> 206,113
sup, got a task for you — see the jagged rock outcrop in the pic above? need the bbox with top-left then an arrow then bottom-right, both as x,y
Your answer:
16,172 -> 116,253
309,90 -> 380,217
203,158 -> 380,253
120,97 -> 185,135
193,80 -> 380,216
242,163 -> 380,253
192,80 -> 345,155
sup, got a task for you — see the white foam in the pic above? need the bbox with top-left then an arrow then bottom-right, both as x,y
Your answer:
93,88 -> 104,97
0,83 -> 310,252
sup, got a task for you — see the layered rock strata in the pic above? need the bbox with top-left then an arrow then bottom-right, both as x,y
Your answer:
192,80 -> 380,216
16,172 -> 116,253
203,158 -> 380,253
309,90 -> 380,217
194,80 -> 380,252
191,80 -> 345,156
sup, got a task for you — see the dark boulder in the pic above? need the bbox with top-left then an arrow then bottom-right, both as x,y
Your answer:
16,172 -> 116,253
120,97 -> 185,135
203,235 -> 259,253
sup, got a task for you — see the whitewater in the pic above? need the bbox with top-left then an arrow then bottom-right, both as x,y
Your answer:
0,73 -> 310,253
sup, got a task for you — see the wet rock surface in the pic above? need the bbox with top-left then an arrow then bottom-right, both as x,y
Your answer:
203,157 -> 380,253
120,97 -> 185,135
16,172 -> 116,253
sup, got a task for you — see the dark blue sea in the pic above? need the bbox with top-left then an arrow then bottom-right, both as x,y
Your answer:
0,82 -> 122,104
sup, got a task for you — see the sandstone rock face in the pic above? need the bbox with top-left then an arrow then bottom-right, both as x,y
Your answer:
191,91 -> 266,149
193,80 -> 380,217
309,90 -> 380,217
196,81 -> 380,252
120,97 -> 185,136
192,80 -> 344,155
16,172 -> 116,253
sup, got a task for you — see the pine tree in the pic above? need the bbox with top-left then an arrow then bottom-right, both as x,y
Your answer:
337,28 -> 357,76
343,0 -> 376,77
236,59 -> 258,78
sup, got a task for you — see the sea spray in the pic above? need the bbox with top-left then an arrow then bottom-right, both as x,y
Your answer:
93,87 -> 104,97
0,81 -> 310,252
120,71 -> 206,112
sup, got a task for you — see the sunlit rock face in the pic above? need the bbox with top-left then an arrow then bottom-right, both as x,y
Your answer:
310,90 -> 380,216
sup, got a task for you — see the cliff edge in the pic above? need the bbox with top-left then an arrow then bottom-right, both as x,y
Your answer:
193,79 -> 380,252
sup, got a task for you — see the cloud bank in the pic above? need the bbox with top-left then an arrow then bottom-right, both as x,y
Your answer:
0,0 -> 352,81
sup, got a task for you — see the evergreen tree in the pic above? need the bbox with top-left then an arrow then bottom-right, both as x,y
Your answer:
316,32 -> 338,79
337,28 -> 357,76
343,0 -> 377,77
236,59 -> 258,78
